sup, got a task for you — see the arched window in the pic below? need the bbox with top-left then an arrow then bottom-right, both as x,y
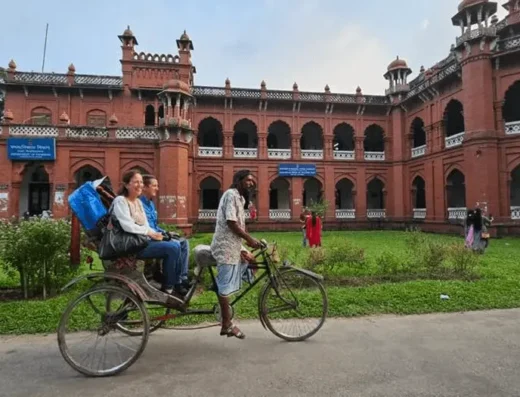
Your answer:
267,121 -> 291,149
364,124 -> 385,152
503,81 -> 520,123
198,117 -> 223,147
301,122 -> 323,150
411,118 -> 426,148
30,107 -> 52,125
443,100 -> 465,137
145,104 -> 155,126
333,123 -> 355,151
233,119 -> 258,148
446,169 -> 466,208
87,109 -> 107,127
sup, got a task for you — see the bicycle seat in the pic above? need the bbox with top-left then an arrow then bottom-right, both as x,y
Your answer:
193,244 -> 217,268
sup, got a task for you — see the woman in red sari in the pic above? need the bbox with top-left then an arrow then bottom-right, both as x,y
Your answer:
305,211 -> 322,248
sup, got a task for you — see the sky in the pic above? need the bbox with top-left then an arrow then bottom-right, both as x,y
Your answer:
0,0 -> 508,95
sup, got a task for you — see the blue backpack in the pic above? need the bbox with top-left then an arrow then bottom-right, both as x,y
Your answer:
68,177 -> 109,236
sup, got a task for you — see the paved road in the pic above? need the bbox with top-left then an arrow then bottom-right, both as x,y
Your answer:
1,309 -> 519,397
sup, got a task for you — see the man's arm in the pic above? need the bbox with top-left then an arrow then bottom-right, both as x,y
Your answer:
227,220 -> 258,247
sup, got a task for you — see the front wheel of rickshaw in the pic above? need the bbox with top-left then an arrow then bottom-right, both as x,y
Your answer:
258,268 -> 328,342
57,285 -> 150,377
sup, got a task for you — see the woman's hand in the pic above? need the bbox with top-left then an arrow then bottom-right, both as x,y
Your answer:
148,231 -> 164,241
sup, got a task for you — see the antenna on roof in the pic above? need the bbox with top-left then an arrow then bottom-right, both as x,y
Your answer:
41,23 -> 49,73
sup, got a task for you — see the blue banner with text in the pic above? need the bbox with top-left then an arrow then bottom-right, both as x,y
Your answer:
278,164 -> 316,177
7,137 -> 56,161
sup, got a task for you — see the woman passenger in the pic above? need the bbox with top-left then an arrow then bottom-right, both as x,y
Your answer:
111,170 -> 181,295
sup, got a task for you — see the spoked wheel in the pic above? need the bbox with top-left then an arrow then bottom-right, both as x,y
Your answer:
106,293 -> 170,336
57,285 -> 150,377
259,268 -> 328,342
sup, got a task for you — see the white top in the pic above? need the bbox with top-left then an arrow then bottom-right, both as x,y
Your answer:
111,195 -> 151,236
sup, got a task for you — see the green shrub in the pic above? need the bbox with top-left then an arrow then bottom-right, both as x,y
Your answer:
0,217 -> 81,299
446,243 -> 479,276
304,241 -> 365,275
375,251 -> 405,275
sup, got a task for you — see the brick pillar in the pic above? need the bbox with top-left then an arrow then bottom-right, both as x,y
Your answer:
257,165 -> 269,222
355,136 -> 364,161
355,167 -> 366,220
257,132 -> 267,159
51,148 -> 71,219
291,134 -> 300,160
324,136 -> 333,161
157,137 -> 192,235
424,160 -> 435,221
324,164 -> 335,223
224,131 -> 233,159
9,182 -> 21,218
291,178 -> 303,221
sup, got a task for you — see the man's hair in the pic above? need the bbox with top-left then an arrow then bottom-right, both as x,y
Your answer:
142,174 -> 157,187
230,169 -> 253,209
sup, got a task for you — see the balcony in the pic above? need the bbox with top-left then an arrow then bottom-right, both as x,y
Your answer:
511,206 -> 520,220
447,207 -> 466,220
335,209 -> 356,219
301,149 -> 323,160
445,132 -> 464,148
198,209 -> 217,219
234,148 -> 258,158
505,121 -> 520,135
268,148 -> 291,160
367,209 -> 386,219
269,209 -> 291,220
413,208 -> 426,219
364,152 -> 385,161
411,145 -> 426,158
385,83 -> 410,96
198,147 -> 223,157
333,150 -> 355,160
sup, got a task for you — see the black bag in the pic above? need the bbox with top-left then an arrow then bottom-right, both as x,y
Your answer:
98,213 -> 149,260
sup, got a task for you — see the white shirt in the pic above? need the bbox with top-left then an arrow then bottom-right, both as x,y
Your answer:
111,196 -> 151,235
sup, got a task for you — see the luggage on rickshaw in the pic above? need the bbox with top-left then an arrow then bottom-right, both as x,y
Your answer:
68,176 -> 115,238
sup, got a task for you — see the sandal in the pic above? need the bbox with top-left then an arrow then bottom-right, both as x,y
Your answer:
220,324 -> 246,339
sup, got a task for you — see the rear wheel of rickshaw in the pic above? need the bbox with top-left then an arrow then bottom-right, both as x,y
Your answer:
57,285 -> 150,377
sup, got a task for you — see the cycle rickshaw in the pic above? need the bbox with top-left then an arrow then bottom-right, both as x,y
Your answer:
57,178 -> 328,377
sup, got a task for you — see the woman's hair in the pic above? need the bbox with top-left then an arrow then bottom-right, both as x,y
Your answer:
142,174 -> 157,187
118,170 -> 141,196
311,211 -> 317,226
466,209 -> 475,227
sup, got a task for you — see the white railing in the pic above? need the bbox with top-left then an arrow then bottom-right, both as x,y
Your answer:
198,147 -> 223,157
511,206 -> 520,220
447,207 -> 467,220
66,127 -> 108,138
413,208 -> 427,219
268,148 -> 291,159
505,121 -> 520,135
198,209 -> 217,219
269,209 -> 291,219
411,145 -> 426,158
9,125 -> 58,137
364,151 -> 385,161
301,149 -> 323,159
116,127 -> 161,140
335,209 -> 356,219
445,132 -> 464,148
234,148 -> 258,158
367,209 -> 386,218
334,150 -> 355,160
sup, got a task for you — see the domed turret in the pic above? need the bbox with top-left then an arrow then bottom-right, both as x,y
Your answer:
384,56 -> 412,98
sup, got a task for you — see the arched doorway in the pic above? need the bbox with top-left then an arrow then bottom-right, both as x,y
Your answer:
333,123 -> 355,160
267,120 -> 291,159
269,178 -> 291,219
446,169 -> 466,219
364,124 -> 385,160
410,118 -> 426,157
144,104 -> 155,126
510,166 -> 520,219
412,176 -> 426,219
199,177 -> 221,220
197,117 -> 223,157
335,178 -> 355,219
301,122 -> 324,159
74,165 -> 103,187
20,164 -> 50,217
503,81 -> 520,134
233,119 -> 258,158
444,100 -> 465,147
303,177 -> 322,208
367,178 -> 385,218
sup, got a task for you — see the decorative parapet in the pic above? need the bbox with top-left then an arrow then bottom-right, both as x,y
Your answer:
198,147 -> 223,157
66,127 -> 108,139
505,120 -> 520,135
448,207 -> 466,220
367,209 -> 386,219
497,35 -> 520,52
233,148 -> 258,158
9,125 -> 58,136
132,52 -> 180,64
405,62 -> 460,101
333,150 -> 355,160
115,127 -> 161,140
455,26 -> 497,47
511,206 -> 520,220
413,208 -> 427,219
445,132 -> 465,148
269,209 -> 291,220
335,209 -> 356,219
364,151 -> 385,161
268,149 -> 291,159
301,149 -> 323,160
411,145 -> 426,158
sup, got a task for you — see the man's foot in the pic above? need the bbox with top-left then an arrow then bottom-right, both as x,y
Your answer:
174,284 -> 189,296
220,323 -> 246,339
180,279 -> 192,289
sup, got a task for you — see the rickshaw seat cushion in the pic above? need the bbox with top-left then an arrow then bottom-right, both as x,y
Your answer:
194,244 -> 217,267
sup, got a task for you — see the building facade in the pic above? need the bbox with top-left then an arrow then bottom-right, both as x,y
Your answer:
2,0 -> 520,235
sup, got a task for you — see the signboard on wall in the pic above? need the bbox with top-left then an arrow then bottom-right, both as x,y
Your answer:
7,138 -> 56,161
279,164 -> 317,177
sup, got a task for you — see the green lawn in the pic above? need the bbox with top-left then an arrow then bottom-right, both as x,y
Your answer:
1,231 -> 520,334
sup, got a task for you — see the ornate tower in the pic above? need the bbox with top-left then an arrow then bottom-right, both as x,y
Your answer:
451,0 -> 500,216
118,26 -> 138,86
384,57 -> 412,220
154,32 -> 196,234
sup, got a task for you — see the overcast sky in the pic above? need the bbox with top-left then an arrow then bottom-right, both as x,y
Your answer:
0,0 -> 508,95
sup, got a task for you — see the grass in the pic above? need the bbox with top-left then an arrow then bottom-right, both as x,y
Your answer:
1,231 -> 520,334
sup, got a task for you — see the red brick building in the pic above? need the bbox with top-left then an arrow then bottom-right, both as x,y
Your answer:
2,0 -> 520,235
